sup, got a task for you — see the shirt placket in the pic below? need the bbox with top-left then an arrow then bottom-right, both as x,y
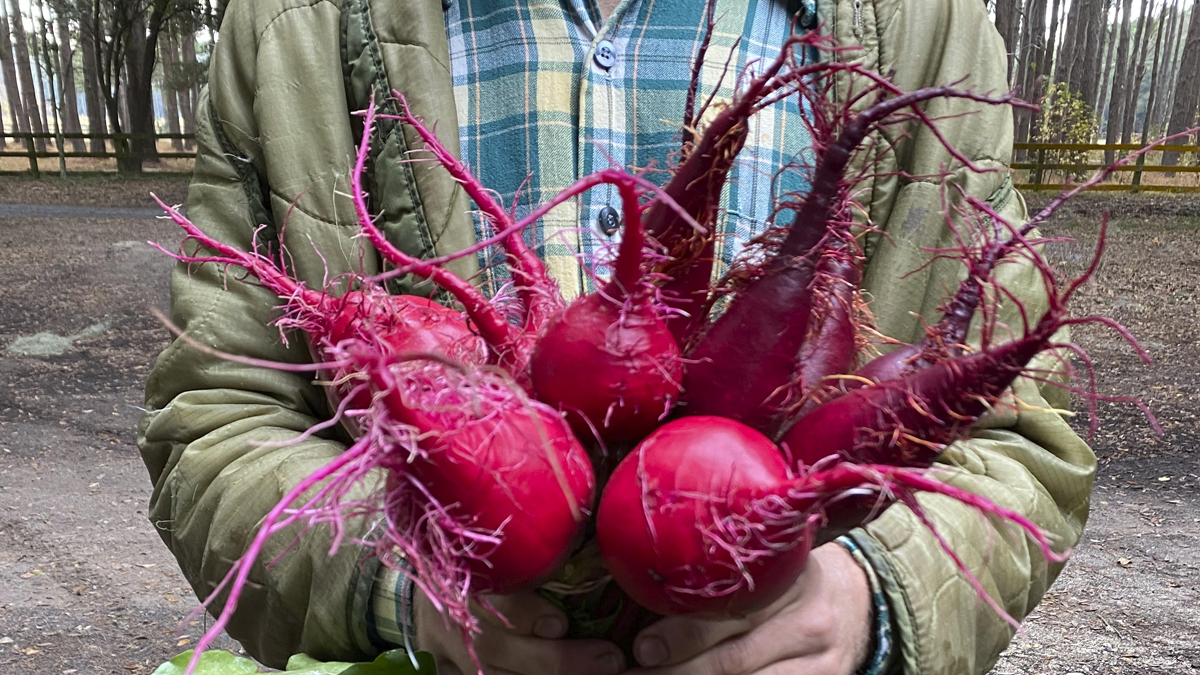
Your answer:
564,0 -> 639,294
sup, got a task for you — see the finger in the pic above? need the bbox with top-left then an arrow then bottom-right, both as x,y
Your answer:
475,633 -> 625,675
477,590 -> 569,638
632,614 -> 754,667
626,636 -> 775,675
754,653 -> 850,675
629,610 -> 835,675
630,578 -> 813,670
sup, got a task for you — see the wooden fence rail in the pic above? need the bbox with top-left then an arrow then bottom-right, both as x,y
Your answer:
0,131 -> 196,177
2,135 -> 1199,193
1013,141 -> 1200,193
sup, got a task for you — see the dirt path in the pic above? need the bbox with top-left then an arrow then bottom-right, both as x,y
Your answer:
0,185 -> 240,674
0,204 -> 164,219
991,194 -> 1200,674
0,185 -> 1196,674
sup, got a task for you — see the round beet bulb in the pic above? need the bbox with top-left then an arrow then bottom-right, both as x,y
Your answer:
532,293 -> 681,442
597,416 -> 811,617
529,174 -> 681,444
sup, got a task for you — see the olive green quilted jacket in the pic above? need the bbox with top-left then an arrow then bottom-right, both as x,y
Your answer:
137,0 -> 1096,672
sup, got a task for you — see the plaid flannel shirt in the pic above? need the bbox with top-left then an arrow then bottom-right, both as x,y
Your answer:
445,0 -> 816,298
368,1 -> 892,673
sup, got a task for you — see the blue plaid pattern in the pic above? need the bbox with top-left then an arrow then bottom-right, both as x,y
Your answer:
445,0 -> 816,298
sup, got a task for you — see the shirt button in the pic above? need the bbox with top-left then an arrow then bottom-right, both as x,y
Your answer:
597,206 -> 621,236
594,40 -> 617,70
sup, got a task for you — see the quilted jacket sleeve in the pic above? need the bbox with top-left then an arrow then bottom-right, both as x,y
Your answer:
819,1 -> 1099,673
136,0 -> 381,667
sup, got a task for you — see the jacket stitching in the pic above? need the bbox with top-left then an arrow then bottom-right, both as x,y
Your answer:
372,38 -> 452,76
207,93 -> 280,255
866,4 -> 923,672
267,187 -> 344,227
354,0 -> 437,259
259,0 -> 337,44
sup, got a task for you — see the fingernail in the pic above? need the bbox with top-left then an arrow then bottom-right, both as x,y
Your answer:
533,615 -> 566,638
635,636 -> 668,667
592,650 -> 624,675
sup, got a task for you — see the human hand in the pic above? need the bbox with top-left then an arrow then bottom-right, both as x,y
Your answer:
626,542 -> 873,675
414,588 -> 626,675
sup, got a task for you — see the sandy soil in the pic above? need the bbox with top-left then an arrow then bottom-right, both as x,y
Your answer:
0,184 -> 1196,674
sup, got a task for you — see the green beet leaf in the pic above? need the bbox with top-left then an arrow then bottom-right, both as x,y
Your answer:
153,649 -> 437,675
151,650 -> 259,675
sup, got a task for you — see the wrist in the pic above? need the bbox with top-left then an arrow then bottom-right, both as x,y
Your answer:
369,561 -> 419,652
836,536 -> 896,675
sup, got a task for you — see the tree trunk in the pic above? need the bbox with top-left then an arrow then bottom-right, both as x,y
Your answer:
179,25 -> 198,147
120,14 -> 155,169
120,2 -> 173,171
1015,0 -> 1048,145
56,15 -> 84,151
1121,0 -> 1157,143
79,24 -> 106,153
116,64 -> 133,170
1028,0 -> 1065,143
1055,0 -> 1081,86
1044,0 -> 1064,85
118,68 -> 130,135
1086,0 -> 1116,109
35,0 -> 66,175
1156,0 -> 1187,129
1058,0 -> 1104,102
1142,0 -> 1170,140
89,0 -> 127,166
0,0 -> 27,148
994,0 -> 1022,82
1080,0 -> 1107,105
9,0 -> 45,151
1150,0 -> 1178,129
1013,0 -> 1034,97
1163,0 -> 1200,166
1097,8 -> 1119,119
28,5 -> 49,143
1105,0 -> 1136,163
161,31 -> 182,150
1152,0 -> 1180,127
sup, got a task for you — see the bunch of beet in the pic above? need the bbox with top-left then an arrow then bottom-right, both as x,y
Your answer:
155,30 -> 1160,674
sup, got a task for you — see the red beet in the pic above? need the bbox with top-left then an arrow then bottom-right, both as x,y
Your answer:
596,418 -> 1071,621
778,240 -> 865,425
326,291 -> 486,417
680,86 -> 1022,435
369,356 -> 596,595
784,338 -> 1042,468
596,417 -> 809,616
327,293 -> 484,363
531,172 -> 682,442
646,33 -> 839,346
781,217 -> 1155,470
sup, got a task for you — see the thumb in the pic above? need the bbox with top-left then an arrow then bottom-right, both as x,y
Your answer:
633,614 -> 753,667
479,590 -> 569,638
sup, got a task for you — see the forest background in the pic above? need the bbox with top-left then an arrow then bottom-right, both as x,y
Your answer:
1,0 -> 1199,174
